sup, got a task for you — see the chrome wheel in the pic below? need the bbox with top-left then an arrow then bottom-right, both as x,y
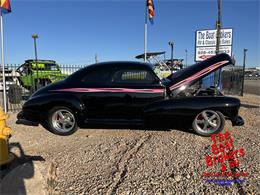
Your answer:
51,109 -> 75,133
193,110 -> 221,134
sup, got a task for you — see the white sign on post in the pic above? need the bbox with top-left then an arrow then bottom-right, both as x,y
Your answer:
195,46 -> 232,61
195,28 -> 233,61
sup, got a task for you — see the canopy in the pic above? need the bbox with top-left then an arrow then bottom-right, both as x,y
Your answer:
135,51 -> 166,59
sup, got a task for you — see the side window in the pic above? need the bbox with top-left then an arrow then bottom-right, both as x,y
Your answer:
112,69 -> 157,84
18,65 -> 29,76
82,68 -> 111,84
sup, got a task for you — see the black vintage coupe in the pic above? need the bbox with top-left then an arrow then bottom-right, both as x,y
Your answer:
17,54 -> 244,136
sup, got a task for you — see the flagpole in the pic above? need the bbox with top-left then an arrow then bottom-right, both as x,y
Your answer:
144,1 -> 147,62
0,11 -> 7,113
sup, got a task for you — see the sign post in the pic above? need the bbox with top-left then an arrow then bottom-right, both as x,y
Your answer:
241,49 -> 247,96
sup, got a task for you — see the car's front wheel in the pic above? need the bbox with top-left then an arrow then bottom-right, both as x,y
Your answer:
192,110 -> 225,136
46,106 -> 78,136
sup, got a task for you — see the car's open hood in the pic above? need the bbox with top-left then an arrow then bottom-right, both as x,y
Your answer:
163,53 -> 233,91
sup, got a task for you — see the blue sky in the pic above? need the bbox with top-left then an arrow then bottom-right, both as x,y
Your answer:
3,0 -> 260,67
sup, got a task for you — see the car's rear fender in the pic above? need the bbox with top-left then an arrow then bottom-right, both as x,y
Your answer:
23,93 -> 85,125
143,96 -> 241,123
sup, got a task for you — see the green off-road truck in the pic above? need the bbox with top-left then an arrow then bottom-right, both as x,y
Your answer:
7,59 -> 67,104
16,59 -> 67,90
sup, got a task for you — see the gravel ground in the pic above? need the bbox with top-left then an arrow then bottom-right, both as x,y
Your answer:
3,94 -> 260,194
244,80 -> 260,96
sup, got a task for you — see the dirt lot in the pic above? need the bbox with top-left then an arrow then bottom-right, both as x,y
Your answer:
244,79 -> 260,96
2,94 -> 260,194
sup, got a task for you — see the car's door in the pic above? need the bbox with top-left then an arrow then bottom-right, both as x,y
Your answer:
80,65 -> 165,121
79,66 -> 117,120
109,67 -> 165,119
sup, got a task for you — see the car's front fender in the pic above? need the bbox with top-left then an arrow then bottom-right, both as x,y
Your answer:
144,96 -> 241,124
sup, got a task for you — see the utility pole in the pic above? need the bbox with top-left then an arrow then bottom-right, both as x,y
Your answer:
241,48 -> 247,96
215,0 -> 222,87
215,0 -> 221,54
185,49 -> 188,67
95,54 -> 98,63
168,41 -> 174,66
32,34 -> 39,91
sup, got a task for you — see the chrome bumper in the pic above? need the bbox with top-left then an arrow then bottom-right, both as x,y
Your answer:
232,115 -> 244,126
16,111 -> 39,126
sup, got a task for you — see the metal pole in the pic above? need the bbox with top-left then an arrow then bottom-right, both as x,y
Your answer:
0,12 -> 7,113
215,0 -> 222,88
144,23 -> 147,62
32,34 -> 39,91
185,49 -> 188,67
168,41 -> 174,66
171,44 -> 173,65
215,0 -> 221,55
95,54 -> 98,63
144,0 -> 148,62
241,48 -> 247,96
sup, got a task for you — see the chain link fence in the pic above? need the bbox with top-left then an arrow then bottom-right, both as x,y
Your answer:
221,65 -> 243,95
201,65 -> 243,95
1,64 -> 85,112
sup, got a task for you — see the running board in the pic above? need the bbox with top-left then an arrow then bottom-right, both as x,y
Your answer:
84,118 -> 144,126
16,119 -> 39,126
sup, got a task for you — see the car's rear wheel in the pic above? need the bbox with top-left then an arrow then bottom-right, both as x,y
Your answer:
192,110 -> 225,136
47,107 -> 78,135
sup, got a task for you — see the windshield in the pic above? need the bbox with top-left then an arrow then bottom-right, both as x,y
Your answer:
31,63 -> 60,71
44,64 -> 60,71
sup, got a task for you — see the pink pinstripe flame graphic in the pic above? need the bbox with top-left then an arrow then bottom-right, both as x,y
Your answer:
170,60 -> 229,91
51,60 -> 228,94
52,88 -> 164,93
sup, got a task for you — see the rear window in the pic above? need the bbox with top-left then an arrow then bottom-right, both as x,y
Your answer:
112,69 -> 156,84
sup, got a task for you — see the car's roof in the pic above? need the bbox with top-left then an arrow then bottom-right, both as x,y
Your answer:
66,61 -> 155,82
86,61 -> 154,70
25,59 -> 56,64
